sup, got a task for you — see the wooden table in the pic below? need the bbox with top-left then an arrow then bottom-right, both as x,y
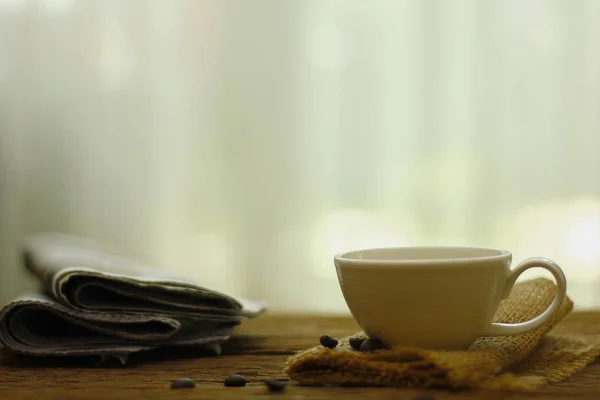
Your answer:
1,313 -> 600,399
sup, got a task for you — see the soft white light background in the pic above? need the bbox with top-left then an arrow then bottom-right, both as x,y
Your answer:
1,0 -> 599,312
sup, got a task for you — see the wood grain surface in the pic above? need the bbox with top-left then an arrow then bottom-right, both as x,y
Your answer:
1,313 -> 600,399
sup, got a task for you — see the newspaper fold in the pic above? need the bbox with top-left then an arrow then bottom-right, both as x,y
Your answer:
0,233 -> 266,361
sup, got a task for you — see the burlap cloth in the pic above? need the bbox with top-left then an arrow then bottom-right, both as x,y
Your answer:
284,278 -> 600,391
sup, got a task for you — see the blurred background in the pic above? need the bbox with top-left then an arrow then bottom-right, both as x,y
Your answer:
1,0 -> 599,312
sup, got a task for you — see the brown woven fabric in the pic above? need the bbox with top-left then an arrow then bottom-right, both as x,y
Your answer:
284,278 -> 600,391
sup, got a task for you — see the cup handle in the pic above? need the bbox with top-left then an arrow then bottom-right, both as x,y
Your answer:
483,257 -> 567,336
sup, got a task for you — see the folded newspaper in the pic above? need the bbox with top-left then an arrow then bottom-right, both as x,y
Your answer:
0,233 -> 266,362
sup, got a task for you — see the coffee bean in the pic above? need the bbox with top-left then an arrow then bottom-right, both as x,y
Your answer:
264,379 -> 288,392
359,338 -> 385,352
224,374 -> 247,387
349,337 -> 365,351
170,377 -> 196,389
412,393 -> 436,400
319,335 -> 338,349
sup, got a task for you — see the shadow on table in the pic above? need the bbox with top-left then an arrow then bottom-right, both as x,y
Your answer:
0,335 -> 267,368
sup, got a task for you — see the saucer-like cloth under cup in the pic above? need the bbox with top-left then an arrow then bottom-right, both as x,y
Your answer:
285,278 -> 600,391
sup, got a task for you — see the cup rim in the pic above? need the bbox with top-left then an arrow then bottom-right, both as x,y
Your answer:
334,246 -> 512,266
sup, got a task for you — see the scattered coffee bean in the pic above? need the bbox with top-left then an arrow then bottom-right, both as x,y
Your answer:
359,338 -> 385,352
224,374 -> 247,387
264,379 -> 288,392
349,337 -> 366,351
319,335 -> 339,349
170,377 -> 196,389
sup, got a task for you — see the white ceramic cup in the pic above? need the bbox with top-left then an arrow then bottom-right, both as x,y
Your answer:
334,246 -> 567,350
